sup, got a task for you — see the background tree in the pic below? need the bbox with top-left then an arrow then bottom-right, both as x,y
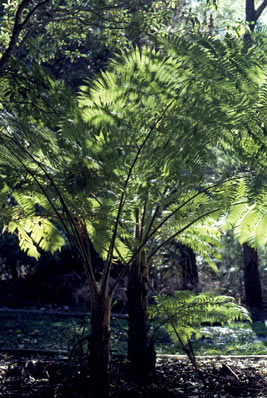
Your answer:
241,0 -> 267,314
245,0 -> 267,32
189,0 -> 267,36
0,0 -> 186,81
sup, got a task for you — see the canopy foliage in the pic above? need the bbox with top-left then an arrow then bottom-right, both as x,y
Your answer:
0,35 -> 266,270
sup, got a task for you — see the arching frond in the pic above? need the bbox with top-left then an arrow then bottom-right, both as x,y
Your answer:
149,291 -> 251,346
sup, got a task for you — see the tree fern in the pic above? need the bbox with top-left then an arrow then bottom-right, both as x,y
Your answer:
0,34 -> 267,384
149,291 -> 251,346
0,35 -> 265,267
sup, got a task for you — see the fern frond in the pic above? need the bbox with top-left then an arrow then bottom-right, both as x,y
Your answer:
4,217 -> 65,259
149,291 -> 251,346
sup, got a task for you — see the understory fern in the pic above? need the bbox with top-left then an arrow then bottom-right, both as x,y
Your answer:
149,291 -> 251,347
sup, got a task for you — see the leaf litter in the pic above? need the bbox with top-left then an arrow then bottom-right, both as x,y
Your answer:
0,353 -> 267,397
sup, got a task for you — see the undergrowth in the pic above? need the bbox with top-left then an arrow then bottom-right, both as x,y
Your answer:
0,313 -> 266,356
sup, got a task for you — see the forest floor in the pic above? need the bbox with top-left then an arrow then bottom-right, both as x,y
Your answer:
0,353 -> 267,397
0,310 -> 267,397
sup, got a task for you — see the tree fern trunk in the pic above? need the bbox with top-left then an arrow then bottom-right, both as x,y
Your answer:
127,257 -> 156,378
88,292 -> 111,398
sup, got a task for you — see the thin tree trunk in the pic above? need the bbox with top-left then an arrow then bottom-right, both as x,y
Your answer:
127,255 -> 156,377
243,243 -> 263,310
246,0 -> 256,32
244,0 -> 267,38
88,292 -> 111,398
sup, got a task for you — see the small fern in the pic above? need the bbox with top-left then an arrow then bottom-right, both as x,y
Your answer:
149,291 -> 251,347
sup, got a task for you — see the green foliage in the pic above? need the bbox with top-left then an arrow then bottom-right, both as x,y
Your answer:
220,176 -> 267,247
0,0 -> 190,81
4,217 -> 65,260
149,291 -> 251,346
0,35 -> 266,269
